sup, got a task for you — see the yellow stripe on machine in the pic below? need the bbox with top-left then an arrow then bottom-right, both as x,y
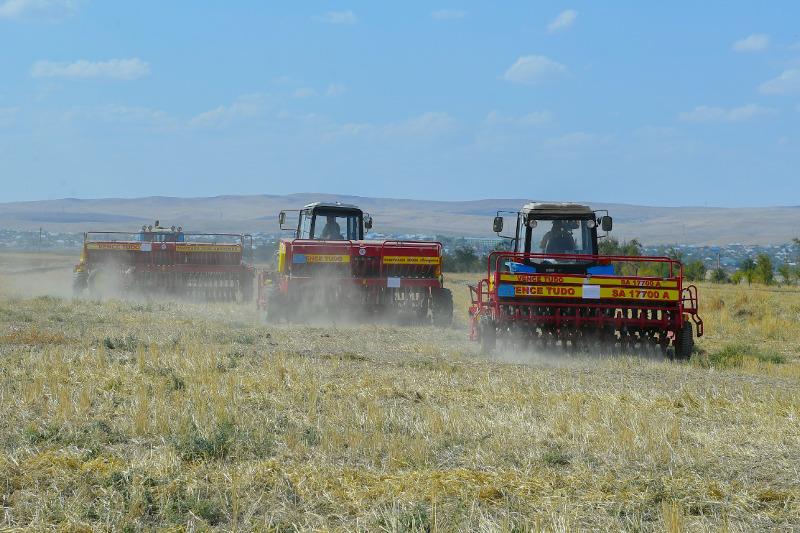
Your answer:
499,273 -> 678,289
512,284 -> 679,301
383,256 -> 440,265
176,244 -> 241,253
307,254 -> 350,263
86,242 -> 142,251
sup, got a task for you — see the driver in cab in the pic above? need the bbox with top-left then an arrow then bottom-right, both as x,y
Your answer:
318,215 -> 344,240
541,220 -> 576,254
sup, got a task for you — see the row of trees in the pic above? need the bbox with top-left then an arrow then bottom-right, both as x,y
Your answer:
261,235 -> 800,283
598,237 -> 708,281
727,254 -> 800,285
708,237 -> 800,285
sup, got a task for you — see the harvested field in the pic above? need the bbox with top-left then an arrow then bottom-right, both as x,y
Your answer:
0,261 -> 798,530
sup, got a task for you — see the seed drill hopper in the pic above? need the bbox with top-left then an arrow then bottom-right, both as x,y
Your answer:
73,222 -> 255,301
469,203 -> 703,358
258,202 -> 453,324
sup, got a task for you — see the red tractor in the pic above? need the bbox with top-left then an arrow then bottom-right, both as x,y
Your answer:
73,221 -> 255,302
469,203 -> 703,358
257,202 -> 453,324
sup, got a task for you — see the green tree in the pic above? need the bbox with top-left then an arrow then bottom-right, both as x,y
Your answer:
777,263 -> 793,285
599,237 -> 642,256
666,247 -> 684,263
599,238 -> 643,276
443,246 -> 485,273
754,253 -> 774,285
684,260 -> 707,282
710,267 -> 729,283
738,257 -> 756,285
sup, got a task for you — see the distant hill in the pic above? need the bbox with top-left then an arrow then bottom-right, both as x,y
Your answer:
1,193 -> 798,245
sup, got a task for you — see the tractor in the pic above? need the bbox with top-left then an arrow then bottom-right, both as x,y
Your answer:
257,202 -> 453,324
73,221 -> 255,301
468,202 -> 703,358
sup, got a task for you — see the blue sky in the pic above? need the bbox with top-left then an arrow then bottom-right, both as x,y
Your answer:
0,1 -> 798,206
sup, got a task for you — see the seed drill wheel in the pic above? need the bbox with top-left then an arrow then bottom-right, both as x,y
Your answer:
431,287 -> 454,327
674,321 -> 694,360
72,272 -> 88,297
263,289 -> 286,324
479,316 -> 496,355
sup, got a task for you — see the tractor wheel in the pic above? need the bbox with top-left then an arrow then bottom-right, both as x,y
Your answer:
479,316 -> 496,355
431,288 -> 454,327
72,272 -> 88,297
240,273 -> 255,303
264,290 -> 285,324
674,322 -> 694,360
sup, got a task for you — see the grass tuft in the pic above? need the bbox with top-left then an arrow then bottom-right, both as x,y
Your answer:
706,343 -> 787,368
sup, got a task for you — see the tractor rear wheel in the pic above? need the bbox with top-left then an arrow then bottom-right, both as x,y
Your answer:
675,322 -> 694,360
431,288 -> 454,327
479,316 -> 496,355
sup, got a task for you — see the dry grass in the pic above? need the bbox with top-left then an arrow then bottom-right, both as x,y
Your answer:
0,265 -> 797,530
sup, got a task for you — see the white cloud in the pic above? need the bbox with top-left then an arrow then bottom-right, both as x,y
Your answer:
542,131 -> 609,150
330,112 -> 455,141
485,110 -> 552,126
759,69 -> 800,95
64,105 -> 172,127
431,9 -> 466,20
30,58 -> 150,80
678,104 -> 776,123
547,9 -> 577,33
326,83 -> 347,97
503,55 -> 567,85
0,106 -> 19,125
0,0 -> 78,20
292,87 -> 317,99
189,94 -> 267,128
319,10 -> 357,24
384,112 -> 455,138
732,34 -> 770,52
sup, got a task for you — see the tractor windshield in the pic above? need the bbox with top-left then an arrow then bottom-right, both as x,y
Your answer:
528,218 -> 595,256
138,232 -> 183,243
312,210 -> 361,240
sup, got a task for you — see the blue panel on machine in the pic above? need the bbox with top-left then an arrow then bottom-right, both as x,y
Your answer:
497,284 -> 516,298
587,264 -> 615,275
506,262 -> 536,273
293,254 -> 307,264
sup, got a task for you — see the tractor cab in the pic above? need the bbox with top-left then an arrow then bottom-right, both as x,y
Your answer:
493,202 -> 613,274
136,221 -> 185,242
279,202 -> 373,241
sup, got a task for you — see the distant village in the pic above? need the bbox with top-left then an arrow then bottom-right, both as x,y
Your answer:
2,228 -> 797,274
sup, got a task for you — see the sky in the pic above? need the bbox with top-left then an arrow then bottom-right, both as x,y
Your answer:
0,1 -> 799,207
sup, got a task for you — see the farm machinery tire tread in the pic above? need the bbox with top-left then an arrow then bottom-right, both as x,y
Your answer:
479,316 -> 496,355
675,322 -> 694,360
431,287 -> 454,327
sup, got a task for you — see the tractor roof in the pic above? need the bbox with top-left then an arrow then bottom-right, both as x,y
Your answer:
521,202 -> 594,216
304,201 -> 362,212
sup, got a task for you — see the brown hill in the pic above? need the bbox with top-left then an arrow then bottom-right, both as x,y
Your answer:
0,194 -> 797,245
